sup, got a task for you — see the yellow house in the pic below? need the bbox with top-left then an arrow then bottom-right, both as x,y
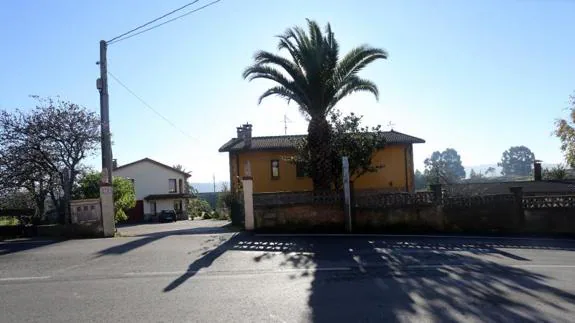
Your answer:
219,124 -> 425,193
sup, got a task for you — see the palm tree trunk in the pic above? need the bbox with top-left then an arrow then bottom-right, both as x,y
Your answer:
307,117 -> 333,191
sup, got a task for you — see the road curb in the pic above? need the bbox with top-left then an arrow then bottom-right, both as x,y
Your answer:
253,233 -> 575,241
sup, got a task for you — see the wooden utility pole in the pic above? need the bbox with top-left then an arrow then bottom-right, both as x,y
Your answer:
97,40 -> 115,237
98,40 -> 113,185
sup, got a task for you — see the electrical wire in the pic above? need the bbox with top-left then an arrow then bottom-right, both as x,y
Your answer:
107,1 -> 200,44
107,71 -> 197,140
107,0 -> 223,45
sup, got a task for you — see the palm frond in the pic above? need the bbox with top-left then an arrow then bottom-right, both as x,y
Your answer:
257,86 -> 307,109
252,51 -> 307,90
242,65 -> 291,85
243,65 -> 309,107
335,45 -> 388,84
330,76 -> 379,109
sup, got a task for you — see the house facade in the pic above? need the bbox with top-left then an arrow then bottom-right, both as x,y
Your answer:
219,124 -> 425,193
113,158 -> 192,221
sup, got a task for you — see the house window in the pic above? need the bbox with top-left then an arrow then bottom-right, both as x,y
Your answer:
169,179 -> 177,193
150,201 -> 157,214
296,162 -> 307,178
178,179 -> 183,194
271,160 -> 280,179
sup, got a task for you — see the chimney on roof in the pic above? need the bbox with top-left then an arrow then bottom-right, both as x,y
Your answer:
237,123 -> 252,147
534,160 -> 542,181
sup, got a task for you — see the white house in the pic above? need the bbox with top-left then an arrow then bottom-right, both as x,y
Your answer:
113,158 -> 192,220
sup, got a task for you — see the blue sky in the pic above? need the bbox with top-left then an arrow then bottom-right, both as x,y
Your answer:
1,0 -> 574,182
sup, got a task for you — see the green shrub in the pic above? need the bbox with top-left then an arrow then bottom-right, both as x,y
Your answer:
217,187 -> 237,209
115,209 -> 128,223
188,198 -> 212,219
0,216 -> 20,226
543,164 -> 568,180
212,209 -> 230,220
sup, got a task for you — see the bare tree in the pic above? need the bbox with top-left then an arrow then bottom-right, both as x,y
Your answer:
0,96 -> 100,223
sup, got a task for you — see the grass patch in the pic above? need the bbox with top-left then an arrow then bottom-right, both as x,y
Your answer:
0,216 -> 20,226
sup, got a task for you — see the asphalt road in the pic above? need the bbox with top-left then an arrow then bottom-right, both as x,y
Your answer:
2,221 -> 575,322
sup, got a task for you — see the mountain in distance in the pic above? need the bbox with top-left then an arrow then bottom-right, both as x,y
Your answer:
463,163 -> 561,178
191,181 -> 230,193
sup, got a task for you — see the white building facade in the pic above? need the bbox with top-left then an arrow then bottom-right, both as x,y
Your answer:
113,158 -> 192,220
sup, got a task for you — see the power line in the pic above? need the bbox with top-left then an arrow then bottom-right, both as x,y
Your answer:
107,1 -> 200,44
107,0 -> 223,45
107,71 -> 197,140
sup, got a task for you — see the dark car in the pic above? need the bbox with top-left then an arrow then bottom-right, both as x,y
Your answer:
158,210 -> 177,223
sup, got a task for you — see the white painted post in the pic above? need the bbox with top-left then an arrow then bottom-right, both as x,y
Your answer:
242,160 -> 254,231
100,185 -> 115,237
342,156 -> 352,233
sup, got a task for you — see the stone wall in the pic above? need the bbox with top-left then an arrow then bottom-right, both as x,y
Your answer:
254,204 -> 344,232
354,206 -> 444,233
253,189 -> 575,234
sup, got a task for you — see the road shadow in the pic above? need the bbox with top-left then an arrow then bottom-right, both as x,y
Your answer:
162,234 -> 575,322
96,222 -> 238,256
0,239 -> 62,256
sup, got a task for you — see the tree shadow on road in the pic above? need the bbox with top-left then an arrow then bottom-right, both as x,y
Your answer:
0,239 -> 62,256
163,234 -> 575,322
95,223 -> 237,256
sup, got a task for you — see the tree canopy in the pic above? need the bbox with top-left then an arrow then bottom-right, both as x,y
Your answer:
243,19 -> 387,190
0,96 -> 100,221
555,93 -> 575,167
542,164 -> 567,180
423,148 -> 466,184
74,171 -> 136,223
414,170 -> 427,191
497,146 -> 535,177
289,110 -> 384,190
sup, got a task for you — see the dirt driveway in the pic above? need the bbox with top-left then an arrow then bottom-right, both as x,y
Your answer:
116,219 -> 235,237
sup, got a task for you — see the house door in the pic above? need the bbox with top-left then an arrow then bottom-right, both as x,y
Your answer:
126,200 -> 144,222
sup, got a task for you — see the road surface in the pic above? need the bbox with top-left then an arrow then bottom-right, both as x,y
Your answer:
2,221 -> 575,322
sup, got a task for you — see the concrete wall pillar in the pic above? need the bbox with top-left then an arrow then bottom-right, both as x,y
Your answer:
100,185 -> 115,237
242,177 -> 254,231
430,184 -> 443,205
510,186 -> 524,230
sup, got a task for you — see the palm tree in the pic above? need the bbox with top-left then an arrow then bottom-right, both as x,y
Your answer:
243,19 -> 387,190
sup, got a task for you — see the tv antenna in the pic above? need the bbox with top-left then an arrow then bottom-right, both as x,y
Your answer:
387,121 -> 396,131
281,114 -> 293,135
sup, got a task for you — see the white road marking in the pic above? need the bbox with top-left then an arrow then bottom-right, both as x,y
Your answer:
124,271 -> 196,277
0,276 -> 51,282
123,266 -> 351,278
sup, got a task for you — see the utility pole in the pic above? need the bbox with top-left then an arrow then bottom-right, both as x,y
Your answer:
98,40 -> 113,185
97,40 -> 115,237
213,173 -> 216,193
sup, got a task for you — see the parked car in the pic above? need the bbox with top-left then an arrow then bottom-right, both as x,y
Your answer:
158,210 -> 177,223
